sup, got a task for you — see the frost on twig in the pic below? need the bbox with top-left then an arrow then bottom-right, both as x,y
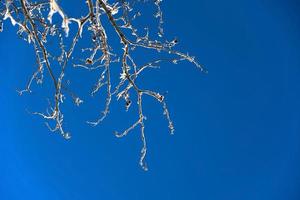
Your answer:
0,0 -> 205,170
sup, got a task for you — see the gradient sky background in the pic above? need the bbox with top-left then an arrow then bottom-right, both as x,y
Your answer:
1,0 -> 300,199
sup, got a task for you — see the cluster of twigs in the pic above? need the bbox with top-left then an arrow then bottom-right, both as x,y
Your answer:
0,0 -> 205,170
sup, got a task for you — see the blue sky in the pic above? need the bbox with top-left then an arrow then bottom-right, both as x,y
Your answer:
1,0 -> 300,199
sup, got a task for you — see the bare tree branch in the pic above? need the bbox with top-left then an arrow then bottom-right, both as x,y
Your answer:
0,0 -> 205,170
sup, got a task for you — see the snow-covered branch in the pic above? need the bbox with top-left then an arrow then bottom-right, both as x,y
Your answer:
0,0 -> 205,170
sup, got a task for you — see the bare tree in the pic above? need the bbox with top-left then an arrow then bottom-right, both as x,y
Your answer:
0,0 -> 206,170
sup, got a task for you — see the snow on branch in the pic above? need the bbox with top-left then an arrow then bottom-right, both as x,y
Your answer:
0,0 -> 206,170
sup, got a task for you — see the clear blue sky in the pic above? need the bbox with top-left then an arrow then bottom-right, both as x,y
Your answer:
1,0 -> 300,199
